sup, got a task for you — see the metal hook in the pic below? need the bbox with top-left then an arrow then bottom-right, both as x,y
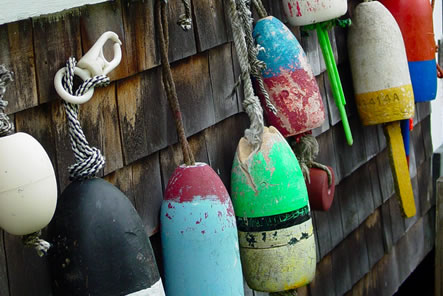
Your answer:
54,31 -> 122,105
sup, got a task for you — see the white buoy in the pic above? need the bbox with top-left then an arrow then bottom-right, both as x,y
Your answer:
282,0 -> 348,26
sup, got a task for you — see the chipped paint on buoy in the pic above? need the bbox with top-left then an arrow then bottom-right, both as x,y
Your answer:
161,162 -> 244,296
348,1 -> 414,126
254,17 -> 324,137
282,0 -> 348,26
231,126 -> 316,292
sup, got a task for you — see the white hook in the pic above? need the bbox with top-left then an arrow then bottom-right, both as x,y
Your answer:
54,31 -> 122,105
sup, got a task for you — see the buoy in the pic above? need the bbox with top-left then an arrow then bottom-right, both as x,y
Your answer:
253,16 -> 325,137
161,163 -> 244,295
49,178 -> 164,296
380,0 -> 437,102
0,132 -> 57,235
348,1 -> 416,217
282,0 -> 353,146
306,166 -> 335,211
283,0 -> 347,25
231,126 -> 316,292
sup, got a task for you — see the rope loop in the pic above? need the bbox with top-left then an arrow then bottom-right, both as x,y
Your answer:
22,231 -> 51,257
0,65 -> 14,136
177,0 -> 192,31
60,57 -> 109,180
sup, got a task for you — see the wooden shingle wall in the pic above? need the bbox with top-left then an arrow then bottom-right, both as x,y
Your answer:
0,0 -> 435,295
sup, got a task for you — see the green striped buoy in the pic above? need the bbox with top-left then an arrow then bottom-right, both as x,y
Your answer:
231,126 -> 316,292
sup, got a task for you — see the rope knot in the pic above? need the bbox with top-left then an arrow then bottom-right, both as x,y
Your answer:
0,65 -> 14,136
68,146 -> 105,180
22,231 -> 51,257
177,0 -> 192,31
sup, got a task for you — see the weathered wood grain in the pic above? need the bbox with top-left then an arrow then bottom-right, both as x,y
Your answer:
403,175 -> 420,232
208,43 -> 239,123
33,14 -> 82,104
364,209 -> 385,270
0,231 -> 9,296
327,185 -> 344,250
376,149 -> 395,203
337,175 -> 359,238
117,67 -> 175,165
314,128 -> 340,184
312,73 -> 330,136
380,198 -> 394,252
192,0 -> 228,52
368,159 -> 383,209
421,115 -> 433,160
0,20 -> 38,114
331,236 -> 352,295
171,52 -> 215,136
79,0 -> 129,80
121,0 -> 159,75
309,254 -> 335,296
417,158 -> 434,216
355,163 -> 376,224
204,113 -> 249,188
347,226 -> 370,287
4,232 -> 53,296
313,210 -> 332,260
163,0 -> 197,63
104,152 -> 163,236
300,30 -> 322,76
411,120 -> 426,168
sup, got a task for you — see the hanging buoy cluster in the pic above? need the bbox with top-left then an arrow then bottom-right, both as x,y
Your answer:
348,1 -> 416,218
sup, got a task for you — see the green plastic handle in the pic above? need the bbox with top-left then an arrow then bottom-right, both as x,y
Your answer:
315,23 -> 353,146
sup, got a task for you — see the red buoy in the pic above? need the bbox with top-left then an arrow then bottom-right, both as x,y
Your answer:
305,166 -> 335,211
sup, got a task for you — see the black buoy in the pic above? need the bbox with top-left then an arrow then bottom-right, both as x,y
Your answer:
49,178 -> 164,296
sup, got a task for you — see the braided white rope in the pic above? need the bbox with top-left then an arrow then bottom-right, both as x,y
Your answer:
0,65 -> 14,136
61,57 -> 109,180
229,0 -> 264,151
177,0 -> 192,31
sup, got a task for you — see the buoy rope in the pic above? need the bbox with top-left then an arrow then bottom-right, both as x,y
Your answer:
291,133 -> 333,186
0,65 -> 51,257
61,57 -> 109,180
229,0 -> 264,151
156,0 -> 195,165
177,0 -> 192,31
239,0 -> 277,116
252,0 -> 267,19
0,65 -> 14,136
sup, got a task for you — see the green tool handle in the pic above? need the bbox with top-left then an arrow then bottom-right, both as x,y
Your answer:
316,24 -> 353,146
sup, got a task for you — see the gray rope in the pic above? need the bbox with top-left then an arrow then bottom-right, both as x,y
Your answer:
61,57 -> 109,180
22,231 -> 51,257
291,134 -> 332,185
229,0 -> 264,151
177,0 -> 192,31
252,0 -> 267,19
0,65 -> 52,256
0,65 -> 14,136
238,0 -> 277,115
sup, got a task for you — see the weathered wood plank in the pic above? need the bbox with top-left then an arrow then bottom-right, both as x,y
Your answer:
33,14 -> 82,104
4,233 -> 53,296
79,0 -> 129,80
192,0 -> 228,52
312,73 -> 330,136
117,68 -> 175,165
171,52 -> 215,136
331,236 -> 352,295
347,225 -> 370,287
0,20 -> 38,114
208,43 -> 239,123
313,210 -> 332,260
362,124 -> 380,161
104,152 -> 163,236
376,149 -> 395,203
164,0 -> 197,63
230,44 -> 245,112
411,120 -> 426,168
204,113 -> 249,188
315,127 -> 340,184
121,0 -> 159,74
327,185 -> 344,250
0,231 -> 9,296
364,209 -> 385,270
338,175 -> 359,238
300,30 -> 322,76
418,158 -> 434,216
380,198 -> 394,252
309,254 -> 335,296
355,163 -> 376,224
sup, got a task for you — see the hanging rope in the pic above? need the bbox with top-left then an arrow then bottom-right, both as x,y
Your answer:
238,0 -> 277,116
290,134 -> 332,185
156,0 -> 195,165
252,0 -> 267,19
177,0 -> 192,31
0,65 -> 14,137
229,0 -> 265,151
22,231 -> 51,257
60,57 -> 109,180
